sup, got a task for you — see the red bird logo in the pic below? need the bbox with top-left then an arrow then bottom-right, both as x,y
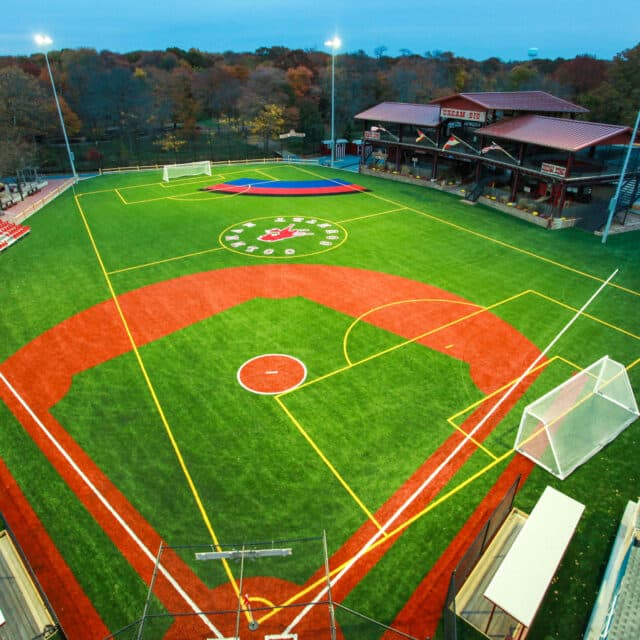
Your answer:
258,223 -> 313,242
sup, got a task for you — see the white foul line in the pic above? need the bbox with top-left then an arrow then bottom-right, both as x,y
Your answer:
285,270 -> 618,634
0,371 -> 223,638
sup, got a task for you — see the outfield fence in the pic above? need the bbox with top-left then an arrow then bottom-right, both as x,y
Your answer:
99,157 -> 324,175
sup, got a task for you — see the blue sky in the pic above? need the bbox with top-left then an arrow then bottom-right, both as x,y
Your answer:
3,0 -> 638,60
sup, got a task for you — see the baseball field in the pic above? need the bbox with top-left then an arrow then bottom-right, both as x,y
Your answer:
0,162 -> 638,639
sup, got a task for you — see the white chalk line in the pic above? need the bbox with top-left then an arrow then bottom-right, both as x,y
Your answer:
0,371 -> 223,638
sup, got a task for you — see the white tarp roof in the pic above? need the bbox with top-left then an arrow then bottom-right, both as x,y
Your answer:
484,486 -> 585,627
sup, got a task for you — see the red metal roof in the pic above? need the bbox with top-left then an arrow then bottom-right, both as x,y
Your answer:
474,115 -> 632,152
354,102 -> 441,128
432,91 -> 588,114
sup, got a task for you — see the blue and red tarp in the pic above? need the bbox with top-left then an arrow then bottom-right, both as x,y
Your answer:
202,178 -> 369,196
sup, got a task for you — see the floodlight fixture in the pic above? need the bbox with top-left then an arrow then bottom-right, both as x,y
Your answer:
34,34 -> 53,48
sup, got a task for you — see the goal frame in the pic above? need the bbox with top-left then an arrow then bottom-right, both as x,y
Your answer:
162,160 -> 212,182
514,356 -> 639,479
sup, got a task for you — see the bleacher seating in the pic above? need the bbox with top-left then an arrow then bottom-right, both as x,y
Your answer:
0,220 -> 30,253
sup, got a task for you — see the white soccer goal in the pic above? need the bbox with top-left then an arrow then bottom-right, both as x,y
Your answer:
162,160 -> 211,182
515,356 -> 639,480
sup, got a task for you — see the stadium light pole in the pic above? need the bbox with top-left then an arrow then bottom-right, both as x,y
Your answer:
34,34 -> 78,182
324,36 -> 341,168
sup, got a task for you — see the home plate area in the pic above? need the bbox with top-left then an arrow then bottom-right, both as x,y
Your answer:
237,354 -> 307,395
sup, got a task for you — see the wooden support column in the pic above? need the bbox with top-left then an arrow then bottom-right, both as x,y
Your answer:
556,153 -> 574,216
510,170 -> 520,202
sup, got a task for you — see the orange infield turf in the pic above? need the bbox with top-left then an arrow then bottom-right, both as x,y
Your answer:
0,264 -> 540,639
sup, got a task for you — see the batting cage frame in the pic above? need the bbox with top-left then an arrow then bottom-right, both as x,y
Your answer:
105,531 -> 425,640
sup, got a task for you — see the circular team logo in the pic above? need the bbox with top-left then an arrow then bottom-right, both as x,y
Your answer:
219,215 -> 347,258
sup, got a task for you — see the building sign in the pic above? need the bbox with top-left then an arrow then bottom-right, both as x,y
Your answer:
541,162 -> 567,177
441,107 -> 486,123
364,130 -> 381,140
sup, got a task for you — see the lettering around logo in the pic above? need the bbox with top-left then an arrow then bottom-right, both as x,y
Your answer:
220,216 -> 346,258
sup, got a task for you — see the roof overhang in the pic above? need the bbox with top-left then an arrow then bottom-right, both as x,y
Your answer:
475,115 -> 633,152
484,486 -> 584,628
354,102 -> 441,128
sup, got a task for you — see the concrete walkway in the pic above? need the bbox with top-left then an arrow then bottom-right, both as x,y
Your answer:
0,179 -> 76,224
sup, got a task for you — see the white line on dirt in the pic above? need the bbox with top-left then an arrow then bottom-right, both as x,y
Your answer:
0,371 -> 223,638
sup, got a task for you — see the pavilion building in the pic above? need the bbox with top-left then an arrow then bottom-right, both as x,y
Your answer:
355,91 -> 640,231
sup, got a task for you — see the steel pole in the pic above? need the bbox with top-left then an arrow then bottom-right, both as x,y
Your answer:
330,50 -> 335,168
602,108 -> 640,243
43,50 -> 78,181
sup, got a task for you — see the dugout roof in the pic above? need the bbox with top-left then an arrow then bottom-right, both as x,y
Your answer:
474,115 -> 635,152
354,102 -> 441,128
431,91 -> 588,114
484,486 -> 584,628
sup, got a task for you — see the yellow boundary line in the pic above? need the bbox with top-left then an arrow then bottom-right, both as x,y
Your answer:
257,448 -> 513,625
338,206 -> 408,224
274,397 -> 384,531
271,292 -> 534,530
290,163 -> 640,300
528,289 -> 640,340
73,164 -> 639,621
73,193 -> 249,619
107,246 -> 224,276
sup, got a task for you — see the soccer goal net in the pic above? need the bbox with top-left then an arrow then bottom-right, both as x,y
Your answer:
514,356 -> 639,480
162,160 -> 211,182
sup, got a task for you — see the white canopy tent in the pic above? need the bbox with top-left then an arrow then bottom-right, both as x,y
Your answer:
483,486 -> 585,637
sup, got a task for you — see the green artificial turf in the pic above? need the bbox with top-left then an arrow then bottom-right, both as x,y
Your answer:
0,163 -> 638,638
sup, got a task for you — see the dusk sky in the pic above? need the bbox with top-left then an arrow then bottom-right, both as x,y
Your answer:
3,0 -> 638,61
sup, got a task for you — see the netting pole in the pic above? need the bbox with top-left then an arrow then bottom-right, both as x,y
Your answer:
136,542 -> 164,640
323,530 -> 337,640
235,546 -> 245,637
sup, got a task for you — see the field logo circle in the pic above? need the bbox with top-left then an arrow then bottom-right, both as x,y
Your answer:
237,354 -> 307,395
220,215 -> 347,258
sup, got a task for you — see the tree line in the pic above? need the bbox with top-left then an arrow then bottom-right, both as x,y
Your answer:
0,42 -> 638,175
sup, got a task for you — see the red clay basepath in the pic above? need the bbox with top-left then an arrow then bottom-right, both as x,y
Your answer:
0,264 -> 542,639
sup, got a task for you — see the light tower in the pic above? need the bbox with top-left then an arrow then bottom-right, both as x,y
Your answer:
324,36 -> 341,168
34,34 -> 78,181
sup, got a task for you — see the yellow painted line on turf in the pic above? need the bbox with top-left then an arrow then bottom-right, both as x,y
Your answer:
322,176 -> 640,299
528,290 -> 640,340
447,357 -> 557,427
274,396 -> 384,532
338,207 -> 407,224
76,187 -> 121,197
408,206 -> 640,298
279,303 -> 489,400
107,246 -> 225,275
555,355 -> 585,372
258,447 -> 513,626
342,298 -> 484,367
73,194 -> 249,622
627,358 -> 639,371
114,188 -> 127,205
445,416 -> 498,460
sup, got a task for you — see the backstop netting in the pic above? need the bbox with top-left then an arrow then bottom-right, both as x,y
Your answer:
162,160 -> 211,182
514,356 -> 639,480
